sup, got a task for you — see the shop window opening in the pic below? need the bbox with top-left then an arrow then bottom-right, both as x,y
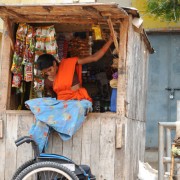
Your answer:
9,23 -> 118,113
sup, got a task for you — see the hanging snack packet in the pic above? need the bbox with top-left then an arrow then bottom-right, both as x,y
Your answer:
92,25 -> 102,40
11,64 -> 22,75
47,25 -> 56,37
45,38 -> 57,55
12,74 -> 22,88
11,53 -> 23,74
34,77 -> 44,92
35,26 -> 46,56
22,25 -> 35,65
16,23 -> 28,41
24,63 -> 33,82
35,27 -> 41,36
36,37 -> 45,50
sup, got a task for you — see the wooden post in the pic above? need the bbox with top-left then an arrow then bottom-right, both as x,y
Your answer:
107,17 -> 119,54
6,18 -> 14,51
0,119 -> 3,138
0,17 -> 14,110
170,143 -> 175,180
116,18 -> 129,116
116,122 -> 123,148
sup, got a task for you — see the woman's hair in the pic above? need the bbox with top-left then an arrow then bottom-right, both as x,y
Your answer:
36,54 -> 58,70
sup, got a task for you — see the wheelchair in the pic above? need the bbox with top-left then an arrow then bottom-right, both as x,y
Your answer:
12,136 -> 96,180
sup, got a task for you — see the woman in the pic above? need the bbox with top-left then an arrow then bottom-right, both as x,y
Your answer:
26,35 -> 115,152
37,35 -> 114,101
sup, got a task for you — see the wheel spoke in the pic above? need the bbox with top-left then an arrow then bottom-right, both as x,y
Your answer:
50,171 -> 54,179
43,171 -> 46,180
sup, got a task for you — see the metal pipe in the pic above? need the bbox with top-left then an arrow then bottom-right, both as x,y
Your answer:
158,122 -> 176,179
166,128 -> 171,172
159,122 -> 176,129
159,123 -> 165,180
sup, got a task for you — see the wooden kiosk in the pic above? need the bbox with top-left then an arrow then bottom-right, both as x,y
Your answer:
0,3 -> 153,180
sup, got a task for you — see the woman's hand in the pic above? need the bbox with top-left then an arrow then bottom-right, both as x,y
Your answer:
25,104 -> 30,109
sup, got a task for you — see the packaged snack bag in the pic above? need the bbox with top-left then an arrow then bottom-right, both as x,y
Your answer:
47,25 -> 56,37
45,40 -> 57,55
23,25 -> 35,64
34,77 -> 44,92
11,64 -> 22,75
92,25 -> 102,40
35,27 -> 43,36
12,74 -> 22,88
11,53 -> 23,74
16,23 -> 28,41
24,63 -> 33,82
36,37 -> 45,50
12,53 -> 23,66
41,27 -> 47,36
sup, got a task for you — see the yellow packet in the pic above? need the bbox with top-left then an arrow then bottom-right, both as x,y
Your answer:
92,25 -> 102,40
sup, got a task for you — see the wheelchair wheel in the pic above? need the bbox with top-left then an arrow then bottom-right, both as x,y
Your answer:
12,159 -> 35,180
15,161 -> 79,180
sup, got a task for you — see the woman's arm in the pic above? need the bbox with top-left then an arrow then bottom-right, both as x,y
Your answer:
77,37 -> 114,65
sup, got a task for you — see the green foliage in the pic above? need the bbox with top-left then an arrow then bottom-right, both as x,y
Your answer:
146,0 -> 180,22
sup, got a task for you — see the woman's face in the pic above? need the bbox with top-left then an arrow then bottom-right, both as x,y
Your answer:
41,61 -> 57,77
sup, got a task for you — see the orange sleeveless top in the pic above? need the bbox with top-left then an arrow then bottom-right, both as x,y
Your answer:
53,57 -> 92,101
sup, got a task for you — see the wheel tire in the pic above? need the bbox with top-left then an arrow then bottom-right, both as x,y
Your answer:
15,161 -> 79,180
12,159 -> 35,180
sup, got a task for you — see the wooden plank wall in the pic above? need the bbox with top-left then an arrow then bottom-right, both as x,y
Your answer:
46,113 -> 120,180
0,111 -> 125,180
0,111 -> 34,180
0,19 -> 14,110
126,16 -> 149,122
123,16 -> 149,179
123,117 -> 146,180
